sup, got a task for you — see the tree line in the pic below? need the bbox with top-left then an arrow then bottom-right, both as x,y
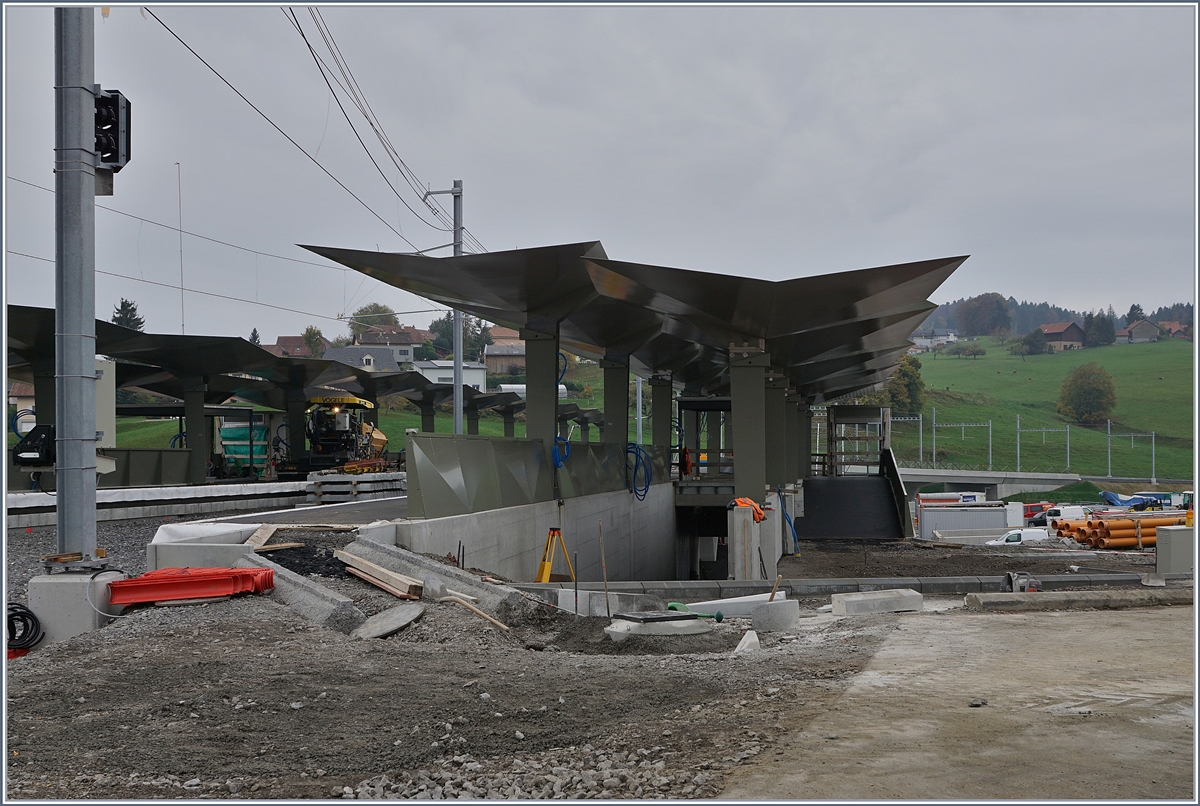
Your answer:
920,294 -> 1192,338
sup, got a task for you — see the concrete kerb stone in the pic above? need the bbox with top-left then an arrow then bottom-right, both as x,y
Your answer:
1081,572 -> 1144,587
855,577 -> 922,592
655,580 -> 717,601
751,599 -> 801,632
787,579 -> 860,597
831,589 -> 923,615
235,554 -> 365,633
965,587 -> 1193,612
348,536 -> 523,612
917,576 -> 983,594
977,576 -> 1007,592
718,580 -> 771,598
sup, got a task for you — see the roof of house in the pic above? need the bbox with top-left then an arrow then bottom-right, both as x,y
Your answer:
1126,319 -> 1162,331
323,346 -> 404,372
489,326 -> 522,342
1039,322 -> 1083,337
484,343 -> 526,356
415,359 -> 487,371
7,381 -> 34,397
1157,320 -> 1188,333
1115,327 -> 1131,338
354,325 -> 430,345
267,335 -> 330,357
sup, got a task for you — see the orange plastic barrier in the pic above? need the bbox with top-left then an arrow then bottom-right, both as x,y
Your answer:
108,567 -> 274,605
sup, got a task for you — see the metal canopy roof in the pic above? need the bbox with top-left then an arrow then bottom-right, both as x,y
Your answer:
302,243 -> 965,402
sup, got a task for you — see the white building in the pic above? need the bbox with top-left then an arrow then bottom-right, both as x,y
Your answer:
414,360 -> 487,391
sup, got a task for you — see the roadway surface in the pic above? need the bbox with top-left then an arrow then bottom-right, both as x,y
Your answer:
220,495 -> 409,525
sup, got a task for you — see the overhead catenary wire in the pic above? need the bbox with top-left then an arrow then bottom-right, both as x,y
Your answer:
144,8 -> 422,252
284,8 -> 488,255
5,249 -> 446,326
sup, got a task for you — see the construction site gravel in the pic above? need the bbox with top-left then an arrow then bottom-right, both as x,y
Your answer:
4,513 -> 1192,800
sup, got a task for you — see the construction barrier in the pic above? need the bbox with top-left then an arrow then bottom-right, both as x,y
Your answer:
108,567 -> 274,605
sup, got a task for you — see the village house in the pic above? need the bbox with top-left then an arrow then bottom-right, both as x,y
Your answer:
1038,321 -> 1085,351
1115,319 -> 1163,344
909,328 -> 959,350
264,334 -> 331,358
351,324 -> 430,365
1156,320 -> 1190,339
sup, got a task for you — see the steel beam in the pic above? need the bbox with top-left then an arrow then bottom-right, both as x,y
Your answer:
601,357 -> 629,446
730,352 -> 770,500
522,328 -> 559,449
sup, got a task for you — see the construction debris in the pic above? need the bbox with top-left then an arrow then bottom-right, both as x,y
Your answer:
437,596 -> 511,633
334,550 -> 423,598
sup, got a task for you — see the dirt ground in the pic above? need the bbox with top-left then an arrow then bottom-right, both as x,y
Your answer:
780,539 -> 1156,580
722,605 -> 1195,800
4,516 -> 1191,800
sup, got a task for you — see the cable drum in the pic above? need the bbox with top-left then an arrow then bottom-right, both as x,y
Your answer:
7,602 -> 44,651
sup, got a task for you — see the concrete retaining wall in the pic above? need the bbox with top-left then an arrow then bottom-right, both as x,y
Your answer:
368,483 -> 677,583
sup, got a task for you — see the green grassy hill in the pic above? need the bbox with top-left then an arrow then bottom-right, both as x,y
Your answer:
893,338 -> 1193,479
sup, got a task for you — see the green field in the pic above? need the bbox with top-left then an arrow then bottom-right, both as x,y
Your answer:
85,338 -> 1191,481
892,338 -> 1194,479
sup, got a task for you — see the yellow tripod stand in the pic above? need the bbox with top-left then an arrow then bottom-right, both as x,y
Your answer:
535,527 -> 576,583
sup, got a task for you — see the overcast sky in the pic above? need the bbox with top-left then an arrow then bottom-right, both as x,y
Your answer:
4,4 -> 1196,343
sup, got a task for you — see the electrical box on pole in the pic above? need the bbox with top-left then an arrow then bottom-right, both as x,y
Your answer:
93,86 -> 130,195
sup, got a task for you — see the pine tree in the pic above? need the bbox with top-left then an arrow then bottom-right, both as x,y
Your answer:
111,298 -> 145,331
249,327 -> 261,346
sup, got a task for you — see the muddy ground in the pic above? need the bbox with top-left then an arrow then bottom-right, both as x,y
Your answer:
3,516 -> 1183,800
5,516 -> 890,799
780,539 -> 1155,580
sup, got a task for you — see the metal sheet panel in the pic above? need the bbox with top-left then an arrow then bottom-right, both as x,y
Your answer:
557,443 -> 627,499
407,434 -> 553,519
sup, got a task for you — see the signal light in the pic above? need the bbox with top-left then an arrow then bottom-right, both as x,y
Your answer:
93,87 -> 130,172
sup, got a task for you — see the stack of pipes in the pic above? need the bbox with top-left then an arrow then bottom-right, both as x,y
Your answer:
1055,514 -> 1186,550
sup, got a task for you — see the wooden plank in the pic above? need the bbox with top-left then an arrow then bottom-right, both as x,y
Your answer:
444,588 -> 480,604
246,525 -> 278,548
345,567 -> 420,600
334,550 -> 423,597
253,542 -> 306,553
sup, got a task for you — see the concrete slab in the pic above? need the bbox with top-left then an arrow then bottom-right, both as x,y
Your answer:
831,589 -> 923,615
917,576 -> 982,594
977,576 -> 1007,592
656,580 -> 717,601
687,592 -> 787,618
965,588 -> 1192,611
734,630 -> 760,653
856,577 -> 922,592
350,603 -> 425,639
752,599 -> 800,632
27,571 -> 124,645
1083,572 -> 1144,587
555,589 -> 660,617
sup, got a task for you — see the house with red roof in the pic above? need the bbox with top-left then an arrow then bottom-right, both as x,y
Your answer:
1038,322 -> 1085,351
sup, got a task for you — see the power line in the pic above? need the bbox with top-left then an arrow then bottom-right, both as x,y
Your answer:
283,8 -> 451,234
8,175 -> 346,271
288,8 -> 489,255
5,249 -> 448,323
144,7 -> 423,252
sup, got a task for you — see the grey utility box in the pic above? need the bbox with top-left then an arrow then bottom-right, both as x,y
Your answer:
1156,525 -> 1194,574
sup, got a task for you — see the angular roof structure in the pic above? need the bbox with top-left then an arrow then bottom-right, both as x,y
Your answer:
302,242 -> 966,402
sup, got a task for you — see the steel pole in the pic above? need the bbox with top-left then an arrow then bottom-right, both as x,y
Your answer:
931,407 -> 936,468
988,420 -> 992,471
1107,419 -> 1111,477
1016,414 -> 1020,473
635,375 -> 643,444
918,413 -> 923,463
452,180 -> 463,435
1065,425 -> 1070,470
54,7 -> 98,560
1151,432 -> 1156,484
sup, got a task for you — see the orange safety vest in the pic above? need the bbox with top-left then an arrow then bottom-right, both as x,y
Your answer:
731,497 -> 766,523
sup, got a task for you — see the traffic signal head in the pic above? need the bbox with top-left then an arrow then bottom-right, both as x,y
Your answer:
94,88 -> 130,172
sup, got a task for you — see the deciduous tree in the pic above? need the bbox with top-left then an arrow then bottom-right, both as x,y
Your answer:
1056,363 -> 1116,423
348,303 -> 398,337
954,293 -> 1010,337
302,325 -> 325,357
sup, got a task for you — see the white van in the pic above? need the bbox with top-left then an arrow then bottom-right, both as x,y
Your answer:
1045,505 -> 1087,523
986,528 -> 1051,546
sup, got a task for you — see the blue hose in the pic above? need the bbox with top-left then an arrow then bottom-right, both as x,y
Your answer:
169,432 -> 186,449
778,485 -> 800,555
552,436 -> 571,468
10,408 -> 35,436
274,423 -> 290,450
626,442 -> 652,501
557,352 -> 568,385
